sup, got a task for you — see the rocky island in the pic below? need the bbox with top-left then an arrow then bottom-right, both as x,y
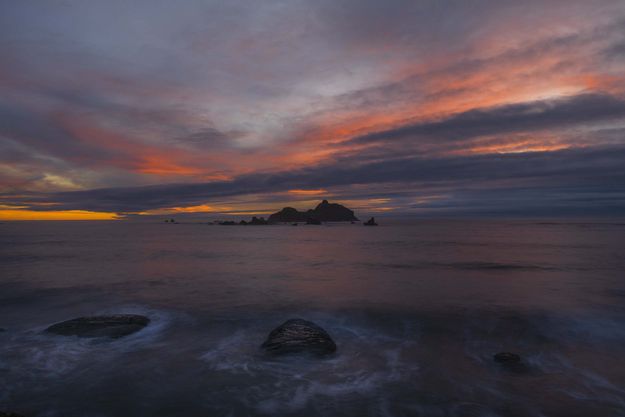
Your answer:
268,200 -> 358,223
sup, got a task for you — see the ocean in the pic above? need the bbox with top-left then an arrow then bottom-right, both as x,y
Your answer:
1,219 -> 625,416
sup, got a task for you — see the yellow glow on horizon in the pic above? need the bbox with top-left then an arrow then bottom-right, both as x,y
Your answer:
0,209 -> 119,221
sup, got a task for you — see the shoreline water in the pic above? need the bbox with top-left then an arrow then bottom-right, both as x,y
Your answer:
1,219 -> 625,416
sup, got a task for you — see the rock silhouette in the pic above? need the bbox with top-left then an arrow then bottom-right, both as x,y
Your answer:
0,412 -> 26,417
364,217 -> 378,226
261,318 -> 336,355
248,216 -> 269,225
46,315 -> 150,338
268,200 -> 358,223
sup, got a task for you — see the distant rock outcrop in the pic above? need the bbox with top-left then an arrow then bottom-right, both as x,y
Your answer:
364,217 -> 378,226
268,200 -> 358,223
46,315 -> 150,339
261,318 -> 336,355
248,216 -> 269,225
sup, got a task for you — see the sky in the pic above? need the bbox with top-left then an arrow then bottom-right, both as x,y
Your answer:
1,0 -> 625,219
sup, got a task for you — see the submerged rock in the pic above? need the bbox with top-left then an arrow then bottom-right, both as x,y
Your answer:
364,217 -> 378,226
261,318 -> 336,355
493,351 -> 530,373
46,315 -> 150,339
493,352 -> 521,364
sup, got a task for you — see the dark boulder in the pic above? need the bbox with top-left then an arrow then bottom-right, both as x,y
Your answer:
364,217 -> 378,226
0,412 -> 26,417
46,315 -> 150,339
261,318 -> 336,355
0,328 -> 5,332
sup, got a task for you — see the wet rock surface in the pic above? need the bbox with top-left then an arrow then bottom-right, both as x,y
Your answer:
45,314 -> 150,338
261,318 -> 337,355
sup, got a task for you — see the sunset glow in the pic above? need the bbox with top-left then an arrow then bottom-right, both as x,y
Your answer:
1,1 -> 624,218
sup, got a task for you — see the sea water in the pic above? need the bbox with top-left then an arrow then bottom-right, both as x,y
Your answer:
1,219 -> 625,416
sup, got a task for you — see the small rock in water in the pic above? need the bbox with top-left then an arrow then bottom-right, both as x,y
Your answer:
0,328 -> 5,332
46,314 -> 150,339
0,412 -> 26,417
493,352 -> 521,363
261,318 -> 336,355
363,217 -> 378,226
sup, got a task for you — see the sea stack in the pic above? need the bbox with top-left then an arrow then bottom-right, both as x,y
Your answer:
261,318 -> 337,355
268,200 -> 358,223
364,217 -> 378,226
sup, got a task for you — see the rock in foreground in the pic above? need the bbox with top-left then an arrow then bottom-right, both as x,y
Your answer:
261,318 -> 336,355
0,412 -> 26,417
46,315 -> 150,338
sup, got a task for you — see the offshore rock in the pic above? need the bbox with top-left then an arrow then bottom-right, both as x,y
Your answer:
268,200 -> 358,223
248,216 -> 269,225
268,207 -> 303,223
46,315 -> 150,339
364,217 -> 378,226
261,318 -> 337,355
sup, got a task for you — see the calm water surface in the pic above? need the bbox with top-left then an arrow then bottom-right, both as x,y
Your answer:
1,219 -> 625,416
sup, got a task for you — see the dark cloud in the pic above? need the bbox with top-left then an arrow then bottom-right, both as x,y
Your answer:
347,93 -> 625,145
6,144 -> 624,215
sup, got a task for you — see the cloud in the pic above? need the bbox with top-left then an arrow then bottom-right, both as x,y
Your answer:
1,1 -> 625,216
4,143 -> 623,215
346,93 -> 625,146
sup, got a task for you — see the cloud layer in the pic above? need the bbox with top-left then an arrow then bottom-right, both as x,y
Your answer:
1,0 -> 624,217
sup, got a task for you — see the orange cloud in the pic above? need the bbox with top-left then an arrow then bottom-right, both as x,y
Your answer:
287,189 -> 328,195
